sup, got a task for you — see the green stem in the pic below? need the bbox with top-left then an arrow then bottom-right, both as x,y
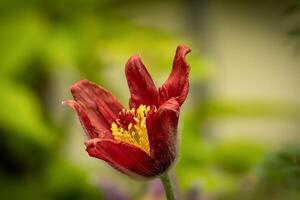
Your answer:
160,172 -> 176,200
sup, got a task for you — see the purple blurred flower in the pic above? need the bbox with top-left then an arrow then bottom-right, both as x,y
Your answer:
186,186 -> 208,200
99,180 -> 130,200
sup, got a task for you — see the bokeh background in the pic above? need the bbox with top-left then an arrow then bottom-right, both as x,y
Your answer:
0,0 -> 300,199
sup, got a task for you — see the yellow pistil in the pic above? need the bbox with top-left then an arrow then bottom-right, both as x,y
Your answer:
111,105 -> 151,155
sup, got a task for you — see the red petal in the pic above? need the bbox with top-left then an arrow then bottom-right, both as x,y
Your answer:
67,80 -> 124,138
147,98 -> 180,171
63,100 -> 100,139
125,55 -> 159,108
159,45 -> 191,106
85,138 -> 156,179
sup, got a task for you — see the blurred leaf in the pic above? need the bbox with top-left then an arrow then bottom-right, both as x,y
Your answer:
238,145 -> 300,200
45,159 -> 104,200
0,12 -> 47,77
0,79 -> 56,148
213,142 -> 264,175
257,145 -> 300,188
0,173 -> 48,200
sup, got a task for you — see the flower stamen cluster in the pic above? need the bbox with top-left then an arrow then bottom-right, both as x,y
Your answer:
111,105 -> 151,155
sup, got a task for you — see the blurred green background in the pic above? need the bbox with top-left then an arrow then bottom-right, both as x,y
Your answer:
0,0 -> 300,199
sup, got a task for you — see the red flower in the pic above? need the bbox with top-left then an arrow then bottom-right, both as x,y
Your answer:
64,45 -> 191,179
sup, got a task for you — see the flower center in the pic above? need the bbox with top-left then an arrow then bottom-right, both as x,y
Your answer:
111,105 -> 151,155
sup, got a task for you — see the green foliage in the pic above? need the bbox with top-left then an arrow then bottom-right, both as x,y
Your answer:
213,142 -> 264,174
0,80 -> 56,148
45,159 -> 104,200
230,145 -> 300,200
257,145 -> 300,189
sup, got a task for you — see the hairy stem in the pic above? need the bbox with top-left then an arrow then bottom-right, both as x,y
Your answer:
160,172 -> 176,200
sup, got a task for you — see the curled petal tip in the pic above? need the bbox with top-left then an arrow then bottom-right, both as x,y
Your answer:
177,44 -> 192,53
127,55 -> 142,65
176,45 -> 192,62
84,139 -> 93,147
62,100 -> 75,107
85,140 -> 96,154
159,44 -> 191,106
131,54 -> 141,60
84,138 -> 101,147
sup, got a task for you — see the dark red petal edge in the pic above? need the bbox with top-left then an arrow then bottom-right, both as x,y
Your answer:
65,80 -> 124,138
146,98 -> 180,173
125,55 -> 159,108
159,45 -> 191,106
85,138 -> 156,179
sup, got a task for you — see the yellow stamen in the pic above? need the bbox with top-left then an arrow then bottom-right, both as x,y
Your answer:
111,104 -> 151,155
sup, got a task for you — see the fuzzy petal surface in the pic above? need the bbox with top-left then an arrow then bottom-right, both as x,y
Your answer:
125,55 -> 159,108
159,45 -> 191,106
85,138 -> 156,178
67,80 -> 124,138
147,98 -> 180,173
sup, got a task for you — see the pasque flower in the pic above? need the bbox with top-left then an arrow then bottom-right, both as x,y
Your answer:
64,45 -> 191,179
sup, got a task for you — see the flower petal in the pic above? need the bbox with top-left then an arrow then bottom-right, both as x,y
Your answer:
63,100 -> 100,139
85,138 -> 156,179
146,98 -> 180,172
125,55 -> 159,108
159,45 -> 191,106
67,80 -> 124,138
